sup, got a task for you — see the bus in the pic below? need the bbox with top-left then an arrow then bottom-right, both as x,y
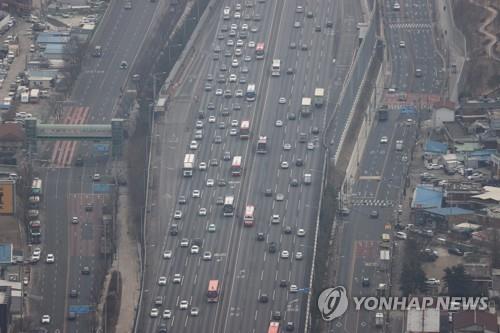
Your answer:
231,156 -> 242,176
271,59 -> 280,76
223,6 -> 230,20
31,178 -> 42,195
255,42 -> 265,59
207,279 -> 220,303
256,136 -> 267,154
223,195 -> 235,216
246,84 -> 256,102
243,205 -> 255,227
240,120 -> 250,139
268,322 -> 280,333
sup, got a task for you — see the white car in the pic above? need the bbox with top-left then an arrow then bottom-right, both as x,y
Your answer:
275,120 -> 283,127
234,11 -> 241,19
208,224 -> 216,232
215,88 -> 223,96
41,315 -> 51,324
241,23 -> 248,30
307,142 -> 315,150
396,231 -> 407,240
93,173 -> 101,181
281,161 -> 289,169
290,284 -> 298,293
380,136 -> 388,143
190,245 -> 200,254
192,190 -> 201,198
425,278 -> 440,285
163,309 -> 172,319
399,40 -> 406,48
271,214 -> 280,224
426,163 -> 442,170
279,97 -> 287,104
33,247 -> 41,257
236,39 -> 244,47
208,116 -> 216,123
71,216 -> 79,224
232,59 -> 239,67
295,251 -> 303,260
206,179 -> 214,187
150,308 -> 159,318
190,307 -> 200,316
195,120 -> 203,128
199,162 -> 207,170
203,251 -> 212,260
234,48 -> 242,56
163,250 -> 172,259
281,250 -> 290,259
46,254 -> 55,264
297,228 -> 306,237
179,300 -> 189,309
283,143 -> 292,151
393,2 -> 401,10
158,276 -> 167,285
235,89 -> 243,97
189,140 -> 198,150
199,208 -> 207,216
173,210 -> 182,219
244,55 -> 252,62
230,128 -> 238,136
231,24 -> 238,30
248,41 -> 256,48
231,119 -> 239,127
172,273 -> 182,283
229,74 -> 237,82
180,239 -> 189,247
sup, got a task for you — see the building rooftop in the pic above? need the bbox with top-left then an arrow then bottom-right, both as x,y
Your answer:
0,123 -> 24,142
453,310 -> 498,332
412,185 -> 443,209
472,186 -> 500,202
27,70 -> 58,79
425,140 -> 448,154
406,308 -> 440,332
0,244 -> 12,264
423,207 -> 474,216
44,43 -> 65,54
433,100 -> 456,110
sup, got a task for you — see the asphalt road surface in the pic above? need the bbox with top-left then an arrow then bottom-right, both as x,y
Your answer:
138,0 -> 362,332
31,0 -> 162,332
333,0 -> 444,332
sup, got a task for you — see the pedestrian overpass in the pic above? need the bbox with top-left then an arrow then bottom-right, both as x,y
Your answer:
24,118 -> 125,158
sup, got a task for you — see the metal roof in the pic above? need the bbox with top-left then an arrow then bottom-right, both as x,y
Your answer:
423,207 -> 474,216
425,140 -> 448,154
0,244 -> 12,264
411,185 -> 443,209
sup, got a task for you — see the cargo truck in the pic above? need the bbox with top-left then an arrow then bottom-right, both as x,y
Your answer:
256,136 -> 267,154
313,88 -> 324,107
271,59 -> 280,76
301,97 -> 312,117
395,140 -> 403,151
377,105 -> 388,121
183,154 -> 195,177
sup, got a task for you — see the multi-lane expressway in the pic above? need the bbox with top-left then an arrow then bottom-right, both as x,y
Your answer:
30,0 -> 163,331
334,0 -> 444,331
139,0 -> 362,332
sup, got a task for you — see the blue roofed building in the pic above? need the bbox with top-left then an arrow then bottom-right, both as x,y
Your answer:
43,43 -> 65,60
411,185 -> 443,210
0,244 -> 12,264
417,207 -> 475,231
424,140 -> 448,156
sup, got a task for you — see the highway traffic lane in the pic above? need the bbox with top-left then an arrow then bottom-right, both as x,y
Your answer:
34,168 -> 73,330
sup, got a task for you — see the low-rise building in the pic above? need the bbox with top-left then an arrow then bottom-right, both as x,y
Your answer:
0,124 -> 24,155
26,70 -> 58,89
406,308 -> 440,333
432,100 -> 456,128
451,310 -> 498,333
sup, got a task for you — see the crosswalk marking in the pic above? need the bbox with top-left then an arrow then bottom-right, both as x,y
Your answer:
352,199 -> 394,207
389,23 -> 432,29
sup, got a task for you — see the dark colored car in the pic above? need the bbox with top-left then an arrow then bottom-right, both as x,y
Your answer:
257,232 -> 265,241
169,224 -> 179,236
268,242 -> 277,253
448,247 -> 464,256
